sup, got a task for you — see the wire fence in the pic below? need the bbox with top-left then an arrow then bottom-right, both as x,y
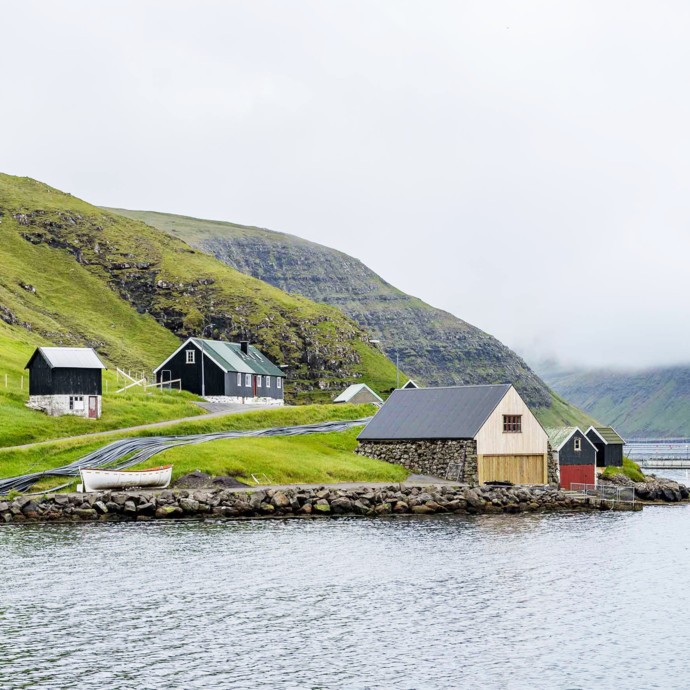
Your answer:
569,483 -> 636,504
0,417 -> 373,495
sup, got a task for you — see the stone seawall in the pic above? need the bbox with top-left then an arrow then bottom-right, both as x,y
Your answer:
0,484 -> 641,523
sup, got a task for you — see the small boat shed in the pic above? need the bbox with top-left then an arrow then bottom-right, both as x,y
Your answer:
334,383 -> 383,405
586,426 -> 625,468
547,427 -> 597,490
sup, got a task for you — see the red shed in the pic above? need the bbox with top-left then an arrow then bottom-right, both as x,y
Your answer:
547,427 -> 597,490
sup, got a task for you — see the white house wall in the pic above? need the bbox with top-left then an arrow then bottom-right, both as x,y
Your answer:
474,386 -> 548,456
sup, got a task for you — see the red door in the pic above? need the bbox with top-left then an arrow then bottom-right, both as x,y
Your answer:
252,376 -> 257,397
560,464 -> 595,490
88,396 -> 98,419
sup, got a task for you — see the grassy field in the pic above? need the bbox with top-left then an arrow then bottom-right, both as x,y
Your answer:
0,404 -> 383,489
137,428 -> 407,485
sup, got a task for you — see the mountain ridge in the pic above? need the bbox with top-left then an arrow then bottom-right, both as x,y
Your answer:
106,207 -> 594,428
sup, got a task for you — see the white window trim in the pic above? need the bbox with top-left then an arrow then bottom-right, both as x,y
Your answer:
245,374 -> 251,387
257,375 -> 262,387
574,437 -> 582,452
265,376 -> 271,389
237,372 -> 242,386
277,377 -> 282,389
186,349 -> 196,364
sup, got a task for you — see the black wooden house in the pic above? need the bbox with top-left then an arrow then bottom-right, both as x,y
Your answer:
547,427 -> 597,490
586,426 -> 625,468
25,347 -> 106,418
153,338 -> 285,404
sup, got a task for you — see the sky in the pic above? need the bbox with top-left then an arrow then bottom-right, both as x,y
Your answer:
2,0 -> 690,370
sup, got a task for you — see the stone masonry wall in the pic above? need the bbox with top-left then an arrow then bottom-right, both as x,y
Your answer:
356,440 -> 478,484
0,483 -> 641,524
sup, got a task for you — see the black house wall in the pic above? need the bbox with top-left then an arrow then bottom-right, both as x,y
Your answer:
558,430 -> 596,466
28,356 -> 102,396
156,342 -> 286,399
156,342 -> 225,396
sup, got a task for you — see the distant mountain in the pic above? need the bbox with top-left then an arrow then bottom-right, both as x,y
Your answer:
0,174 -> 400,402
536,360 -> 690,438
107,208 -> 594,427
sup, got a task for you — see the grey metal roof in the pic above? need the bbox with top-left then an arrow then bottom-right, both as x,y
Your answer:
334,384 -> 383,403
357,384 -> 511,441
27,347 -> 106,370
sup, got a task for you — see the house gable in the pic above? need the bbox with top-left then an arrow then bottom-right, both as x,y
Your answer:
475,386 -> 548,456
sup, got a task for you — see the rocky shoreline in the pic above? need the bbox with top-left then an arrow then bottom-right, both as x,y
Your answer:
599,473 -> 690,503
0,483 -> 641,523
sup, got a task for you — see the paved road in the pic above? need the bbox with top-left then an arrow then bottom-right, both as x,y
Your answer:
0,403 -> 277,453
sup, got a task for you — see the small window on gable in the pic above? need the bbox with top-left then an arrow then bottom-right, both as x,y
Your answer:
245,374 -> 251,387
186,349 -> 195,364
277,377 -> 282,390
503,415 -> 522,433
265,376 -> 271,389
237,372 -> 242,386
574,437 -> 582,452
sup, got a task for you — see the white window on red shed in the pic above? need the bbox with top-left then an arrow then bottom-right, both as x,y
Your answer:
186,349 -> 195,364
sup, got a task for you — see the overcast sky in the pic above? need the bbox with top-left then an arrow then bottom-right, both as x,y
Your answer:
2,1 -> 689,369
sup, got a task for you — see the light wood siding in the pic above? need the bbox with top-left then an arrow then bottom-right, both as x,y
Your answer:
478,454 -> 548,485
474,386 -> 549,456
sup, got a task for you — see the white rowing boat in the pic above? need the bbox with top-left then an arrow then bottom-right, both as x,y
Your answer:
78,465 -> 173,492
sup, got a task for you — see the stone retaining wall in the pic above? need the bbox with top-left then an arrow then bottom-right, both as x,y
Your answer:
356,440 -> 478,482
0,484 -> 640,524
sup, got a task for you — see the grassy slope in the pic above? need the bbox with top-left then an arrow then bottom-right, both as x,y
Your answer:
0,404 -> 384,487
0,174 -> 398,407
107,208 -> 594,429
538,361 -> 690,437
0,321 -> 204,447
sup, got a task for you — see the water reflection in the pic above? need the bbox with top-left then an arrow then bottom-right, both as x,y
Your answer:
1,510 -> 688,689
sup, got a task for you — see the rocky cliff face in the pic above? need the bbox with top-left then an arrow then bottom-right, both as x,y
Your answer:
110,210 -> 552,408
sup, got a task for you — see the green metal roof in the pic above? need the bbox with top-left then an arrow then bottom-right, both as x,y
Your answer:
546,427 -> 579,450
590,426 -> 625,445
191,339 -> 285,377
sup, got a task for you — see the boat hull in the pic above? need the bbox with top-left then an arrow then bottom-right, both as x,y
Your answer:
79,466 -> 173,492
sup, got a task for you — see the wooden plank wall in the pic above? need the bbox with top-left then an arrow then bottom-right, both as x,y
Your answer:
478,454 -> 548,485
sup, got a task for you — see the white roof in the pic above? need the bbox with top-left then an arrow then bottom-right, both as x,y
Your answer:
34,347 -> 106,369
334,383 -> 383,403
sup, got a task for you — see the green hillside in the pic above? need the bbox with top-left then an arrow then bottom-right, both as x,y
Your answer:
0,174 -> 398,417
537,360 -> 690,438
108,208 -> 594,428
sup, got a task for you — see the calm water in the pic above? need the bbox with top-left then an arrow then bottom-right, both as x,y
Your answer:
1,506 -> 690,690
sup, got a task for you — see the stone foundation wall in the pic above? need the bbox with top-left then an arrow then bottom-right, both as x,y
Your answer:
356,440 -> 478,483
548,448 -> 560,486
27,395 -> 101,418
203,395 -> 284,406
0,483 -> 641,524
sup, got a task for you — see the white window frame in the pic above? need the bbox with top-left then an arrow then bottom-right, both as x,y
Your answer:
574,437 -> 582,452
257,375 -> 262,387
237,372 -> 242,386
265,376 -> 271,389
186,349 -> 195,364
70,395 -> 84,411
277,377 -> 282,389
245,374 -> 251,387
